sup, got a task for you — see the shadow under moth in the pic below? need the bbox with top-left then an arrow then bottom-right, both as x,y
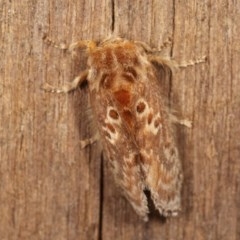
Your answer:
43,37 -> 204,221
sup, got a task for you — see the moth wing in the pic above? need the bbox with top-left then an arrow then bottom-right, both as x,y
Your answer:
134,63 -> 183,216
92,92 -> 149,221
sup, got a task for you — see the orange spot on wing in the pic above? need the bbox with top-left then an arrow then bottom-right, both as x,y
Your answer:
148,113 -> 153,124
109,109 -> 119,119
106,123 -> 116,133
136,102 -> 146,113
122,109 -> 133,127
114,89 -> 131,106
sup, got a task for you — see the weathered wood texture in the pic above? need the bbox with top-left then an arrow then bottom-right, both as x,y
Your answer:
1,0 -> 240,239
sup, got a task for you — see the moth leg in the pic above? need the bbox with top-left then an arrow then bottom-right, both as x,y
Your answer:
42,70 -> 88,94
68,40 -> 97,52
148,55 -> 206,69
177,56 -> 207,68
169,113 -> 192,128
43,35 -> 70,50
148,55 -> 175,70
80,133 -> 99,148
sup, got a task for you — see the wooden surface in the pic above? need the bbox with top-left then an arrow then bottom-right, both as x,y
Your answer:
1,0 -> 240,239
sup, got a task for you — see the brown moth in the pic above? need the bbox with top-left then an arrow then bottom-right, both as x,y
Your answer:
43,37 -> 183,221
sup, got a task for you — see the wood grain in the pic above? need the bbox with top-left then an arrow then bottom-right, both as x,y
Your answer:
1,0 -> 239,239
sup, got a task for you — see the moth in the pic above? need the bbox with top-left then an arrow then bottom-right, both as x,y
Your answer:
43,37 -> 186,221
